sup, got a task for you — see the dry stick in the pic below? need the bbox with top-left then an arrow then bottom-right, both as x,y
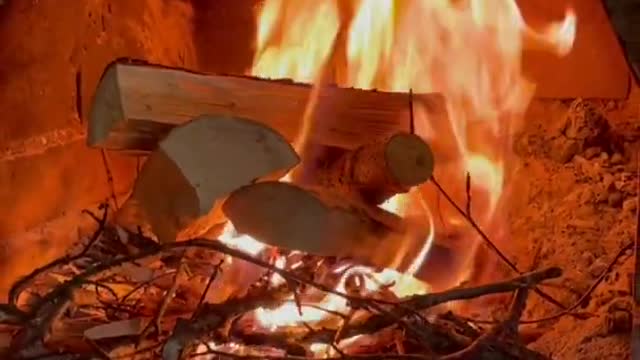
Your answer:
404,91 -> 565,311
192,258 -> 225,319
520,240 -> 632,324
233,267 -> 561,349
118,270 -> 177,304
100,149 -> 119,210
461,240 -> 633,325
3,233 -> 559,357
440,288 -> 537,360
465,173 -> 471,217
140,259 -> 186,340
401,267 -> 560,310
409,89 -> 415,135
429,177 -> 567,311
190,350 -> 435,360
8,203 -> 110,305
163,285 -> 292,360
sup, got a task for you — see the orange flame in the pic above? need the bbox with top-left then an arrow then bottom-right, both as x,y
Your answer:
252,0 -> 339,82
214,0 -> 578,351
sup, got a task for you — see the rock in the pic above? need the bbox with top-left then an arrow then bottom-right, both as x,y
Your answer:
608,191 -> 623,207
549,138 -> 579,164
623,198 -> 637,212
605,100 -> 618,111
578,188 -> 595,204
602,173 -> 615,191
581,252 -> 594,267
584,146 -> 602,159
605,299 -> 632,334
594,185 -> 610,203
589,258 -> 608,277
610,152 -> 625,165
575,205 -> 596,218
563,99 -> 611,146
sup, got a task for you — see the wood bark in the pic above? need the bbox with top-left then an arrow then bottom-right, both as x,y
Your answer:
222,181 -> 417,268
315,132 -> 435,204
115,115 -> 299,243
87,61 -> 447,152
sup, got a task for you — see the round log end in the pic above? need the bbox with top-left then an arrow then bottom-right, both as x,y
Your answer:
385,133 -> 435,187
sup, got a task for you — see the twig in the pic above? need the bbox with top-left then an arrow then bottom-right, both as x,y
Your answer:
503,288 -> 529,335
192,258 -> 225,319
233,267 -> 561,349
119,270 -> 177,304
458,240 -> 633,326
401,267 -> 560,310
100,149 -> 119,210
4,230 -> 560,359
163,285 -> 291,360
191,348 -> 435,359
429,176 -> 568,311
465,172 -> 471,217
140,257 -> 186,340
409,89 -> 415,135
8,203 -> 109,305
520,240 -> 632,324
440,288 -> 542,360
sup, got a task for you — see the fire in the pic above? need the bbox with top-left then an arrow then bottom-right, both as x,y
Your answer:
252,0 -> 339,82
215,0 -> 576,354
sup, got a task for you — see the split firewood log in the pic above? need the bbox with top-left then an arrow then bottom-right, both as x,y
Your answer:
222,181 -> 418,268
87,61 -> 448,152
115,115 -> 300,243
315,132 -> 435,204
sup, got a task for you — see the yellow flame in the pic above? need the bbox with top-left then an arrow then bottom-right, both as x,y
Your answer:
232,0 -> 577,340
252,0 -> 339,82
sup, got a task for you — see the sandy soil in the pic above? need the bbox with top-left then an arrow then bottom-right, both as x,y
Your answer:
502,94 -> 640,359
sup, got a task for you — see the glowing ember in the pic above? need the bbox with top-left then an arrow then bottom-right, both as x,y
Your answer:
215,0 -> 577,351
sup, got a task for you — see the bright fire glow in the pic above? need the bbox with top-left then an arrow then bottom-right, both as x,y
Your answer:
214,0 -> 576,354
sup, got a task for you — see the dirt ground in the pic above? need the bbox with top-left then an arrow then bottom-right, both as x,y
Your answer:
502,93 -> 640,359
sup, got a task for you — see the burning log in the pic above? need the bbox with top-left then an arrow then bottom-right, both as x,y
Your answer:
315,132 -> 435,204
115,115 -> 299,243
87,60 -> 448,152
222,181 -> 410,267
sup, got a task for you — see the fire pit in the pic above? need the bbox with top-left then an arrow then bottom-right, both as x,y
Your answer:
0,0 -> 637,359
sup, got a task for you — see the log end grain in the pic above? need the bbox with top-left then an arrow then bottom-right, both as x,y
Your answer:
385,133 -> 435,187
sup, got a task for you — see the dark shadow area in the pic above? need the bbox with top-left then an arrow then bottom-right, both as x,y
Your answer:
190,0 -> 257,75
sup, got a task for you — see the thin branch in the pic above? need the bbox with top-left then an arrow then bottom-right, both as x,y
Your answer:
191,348 -> 435,360
520,240 -> 632,324
8,203 -> 109,305
3,229 -> 561,360
429,176 -> 568,311
100,149 -> 119,210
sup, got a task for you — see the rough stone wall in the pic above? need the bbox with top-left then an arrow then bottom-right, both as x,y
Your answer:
0,0 -> 198,295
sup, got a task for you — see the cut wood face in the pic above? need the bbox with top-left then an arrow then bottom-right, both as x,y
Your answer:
159,115 -> 300,215
222,181 -> 406,262
385,133 -> 435,187
118,115 -> 300,243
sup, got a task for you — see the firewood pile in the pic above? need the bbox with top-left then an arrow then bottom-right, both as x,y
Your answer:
0,206 -> 562,359
0,61 -> 584,359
